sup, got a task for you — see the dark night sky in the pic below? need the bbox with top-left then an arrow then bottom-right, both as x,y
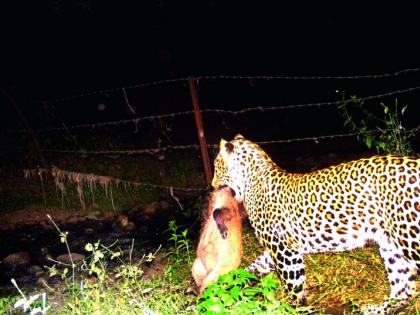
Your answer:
0,1 -> 419,169
2,2 -> 420,100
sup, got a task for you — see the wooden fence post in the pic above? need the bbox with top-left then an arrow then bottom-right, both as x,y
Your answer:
188,76 -> 212,186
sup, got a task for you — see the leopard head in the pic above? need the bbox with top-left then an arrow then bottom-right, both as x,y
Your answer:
212,134 -> 271,202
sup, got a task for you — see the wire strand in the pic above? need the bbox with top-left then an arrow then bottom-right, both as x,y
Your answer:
37,85 -> 420,133
38,67 -> 420,104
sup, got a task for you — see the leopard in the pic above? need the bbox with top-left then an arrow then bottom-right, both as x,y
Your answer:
191,185 -> 243,295
211,134 -> 419,314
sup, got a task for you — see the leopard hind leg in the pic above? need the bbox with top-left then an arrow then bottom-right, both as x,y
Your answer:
362,239 -> 418,315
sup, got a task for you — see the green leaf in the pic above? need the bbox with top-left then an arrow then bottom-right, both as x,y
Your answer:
208,302 -> 223,312
365,137 -> 372,149
231,285 -> 240,299
85,243 -> 94,252
378,142 -> 386,150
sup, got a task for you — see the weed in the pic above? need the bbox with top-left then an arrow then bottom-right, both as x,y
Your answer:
0,295 -> 19,315
165,220 -> 192,265
338,94 -> 414,155
196,269 -> 312,314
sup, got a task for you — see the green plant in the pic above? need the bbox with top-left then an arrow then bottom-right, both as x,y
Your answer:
196,269 -> 311,314
338,94 -> 414,155
165,220 -> 192,265
0,295 -> 20,315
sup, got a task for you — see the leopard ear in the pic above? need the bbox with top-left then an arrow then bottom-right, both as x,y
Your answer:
219,138 -> 234,154
234,134 -> 244,140
225,142 -> 234,153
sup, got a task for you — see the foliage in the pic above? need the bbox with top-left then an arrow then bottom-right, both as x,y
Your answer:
6,219 -> 420,314
196,269 -> 311,314
165,220 -> 192,265
1,149 -> 204,215
0,295 -> 20,315
338,94 -> 414,155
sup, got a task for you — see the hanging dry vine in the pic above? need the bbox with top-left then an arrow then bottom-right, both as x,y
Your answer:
23,167 -> 205,209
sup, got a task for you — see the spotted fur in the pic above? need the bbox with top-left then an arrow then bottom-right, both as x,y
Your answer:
212,134 -> 419,314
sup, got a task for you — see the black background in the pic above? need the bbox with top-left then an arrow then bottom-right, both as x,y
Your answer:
1,1 -> 419,155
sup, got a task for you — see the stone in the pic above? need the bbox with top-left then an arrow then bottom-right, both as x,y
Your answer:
56,253 -> 85,265
2,251 -> 30,265
142,202 -> 158,216
84,228 -> 95,234
28,265 -> 43,274
159,200 -> 171,210
116,214 -> 136,231
35,270 -> 45,277
138,225 -> 148,234
36,277 -> 48,286
66,215 -> 79,224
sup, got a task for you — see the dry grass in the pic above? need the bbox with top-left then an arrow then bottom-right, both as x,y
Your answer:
242,224 -> 419,314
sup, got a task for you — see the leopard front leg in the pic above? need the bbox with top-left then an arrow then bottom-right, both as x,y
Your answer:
245,249 -> 276,277
272,247 -> 307,305
246,247 -> 307,304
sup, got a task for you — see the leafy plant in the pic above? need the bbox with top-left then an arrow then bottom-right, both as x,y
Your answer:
338,94 -> 414,155
196,269 -> 310,314
165,220 -> 192,265
0,295 -> 20,315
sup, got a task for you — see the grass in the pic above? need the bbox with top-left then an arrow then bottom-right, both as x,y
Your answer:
0,150 -> 206,215
1,149 -> 419,314
2,222 -> 419,314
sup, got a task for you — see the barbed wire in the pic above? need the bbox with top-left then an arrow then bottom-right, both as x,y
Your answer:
203,86 -> 420,115
41,125 -> 420,156
43,78 -> 189,103
37,85 -> 420,133
196,67 -> 420,81
39,133 -> 361,155
37,67 -> 420,104
42,144 -> 201,155
39,110 -> 195,132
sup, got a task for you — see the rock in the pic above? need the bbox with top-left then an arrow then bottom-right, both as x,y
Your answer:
102,211 -> 115,221
15,275 -> 36,285
118,238 -> 134,246
66,215 -> 79,224
159,200 -> 170,210
28,265 -> 43,274
2,251 -> 30,265
86,214 -> 99,220
35,270 -> 45,277
36,277 -> 48,286
84,228 -> 95,234
87,209 -> 104,220
69,239 -> 80,248
56,253 -> 85,265
116,214 -> 136,231
143,202 -> 158,216
138,225 -> 148,234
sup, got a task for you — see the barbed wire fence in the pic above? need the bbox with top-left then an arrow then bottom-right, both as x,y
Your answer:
18,67 -> 420,201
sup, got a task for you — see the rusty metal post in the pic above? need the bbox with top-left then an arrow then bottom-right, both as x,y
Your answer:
188,76 -> 212,185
